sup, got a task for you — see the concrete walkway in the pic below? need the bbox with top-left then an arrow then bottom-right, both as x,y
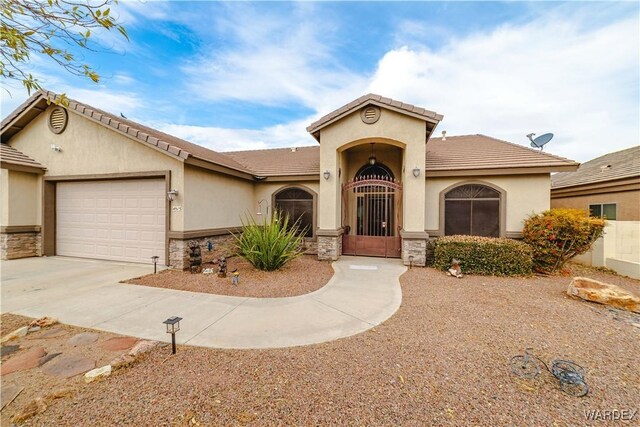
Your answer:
1,256 -> 405,349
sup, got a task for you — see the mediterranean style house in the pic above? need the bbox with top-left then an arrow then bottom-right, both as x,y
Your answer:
1,90 -> 578,268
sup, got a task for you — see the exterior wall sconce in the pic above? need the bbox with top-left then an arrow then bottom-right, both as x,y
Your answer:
50,144 -> 62,152
163,316 -> 182,355
256,199 -> 270,216
151,255 -> 159,274
167,189 -> 178,202
412,167 -> 421,178
323,170 -> 331,180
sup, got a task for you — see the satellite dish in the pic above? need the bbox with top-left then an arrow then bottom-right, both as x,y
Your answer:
526,133 -> 554,151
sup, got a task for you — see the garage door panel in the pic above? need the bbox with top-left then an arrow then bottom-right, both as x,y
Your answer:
57,179 -> 165,264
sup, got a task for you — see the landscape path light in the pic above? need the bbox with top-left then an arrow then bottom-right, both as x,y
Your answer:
163,316 -> 182,355
151,255 -> 159,274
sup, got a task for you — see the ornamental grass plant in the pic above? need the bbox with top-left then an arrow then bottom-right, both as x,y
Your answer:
234,210 -> 306,271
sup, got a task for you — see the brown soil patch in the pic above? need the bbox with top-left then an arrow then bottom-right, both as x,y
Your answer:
18,264 -> 640,426
125,255 -> 334,298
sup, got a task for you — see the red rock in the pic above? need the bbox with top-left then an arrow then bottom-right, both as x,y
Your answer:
33,327 -> 69,339
99,337 -> 138,351
68,332 -> 99,346
41,355 -> 95,379
0,347 -> 47,376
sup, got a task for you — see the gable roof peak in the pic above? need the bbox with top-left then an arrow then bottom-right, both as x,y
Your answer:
306,93 -> 443,140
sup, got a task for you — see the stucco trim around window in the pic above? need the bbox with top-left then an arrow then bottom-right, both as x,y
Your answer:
436,180 -> 507,238
272,184 -> 318,240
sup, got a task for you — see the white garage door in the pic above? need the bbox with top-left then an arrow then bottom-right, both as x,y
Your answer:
57,179 -> 166,264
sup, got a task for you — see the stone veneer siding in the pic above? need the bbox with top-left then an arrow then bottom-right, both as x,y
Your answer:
317,234 -> 342,261
168,235 -> 237,270
169,234 -> 318,270
401,237 -> 428,267
1,232 -> 42,260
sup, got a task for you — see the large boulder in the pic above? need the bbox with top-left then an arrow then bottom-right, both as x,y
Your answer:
568,277 -> 640,313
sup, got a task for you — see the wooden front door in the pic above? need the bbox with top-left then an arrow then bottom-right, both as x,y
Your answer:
342,176 -> 402,258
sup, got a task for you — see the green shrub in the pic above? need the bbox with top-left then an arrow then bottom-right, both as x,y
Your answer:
234,210 -> 306,271
522,208 -> 605,274
433,235 -> 533,276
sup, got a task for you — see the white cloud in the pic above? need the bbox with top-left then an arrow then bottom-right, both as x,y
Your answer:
150,118 -> 317,153
366,14 -> 639,162
180,3 -> 367,111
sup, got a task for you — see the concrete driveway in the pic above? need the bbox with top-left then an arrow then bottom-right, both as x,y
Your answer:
1,256 -> 405,349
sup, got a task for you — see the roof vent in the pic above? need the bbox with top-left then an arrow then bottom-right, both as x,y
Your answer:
48,107 -> 68,134
291,147 -> 297,152
441,130 -> 447,141
600,164 -> 611,172
360,105 -> 381,124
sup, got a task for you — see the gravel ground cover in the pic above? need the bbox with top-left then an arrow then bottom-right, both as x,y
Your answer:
8,263 -> 638,426
1,314 -> 145,426
125,255 -> 334,298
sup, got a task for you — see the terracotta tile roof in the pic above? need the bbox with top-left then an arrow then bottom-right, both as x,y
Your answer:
225,146 -> 320,177
426,135 -> 578,172
0,143 -> 46,170
1,90 -> 251,175
306,93 -> 443,136
223,135 -> 577,177
551,146 -> 640,189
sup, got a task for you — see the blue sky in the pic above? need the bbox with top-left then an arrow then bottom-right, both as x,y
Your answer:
1,1 -> 638,161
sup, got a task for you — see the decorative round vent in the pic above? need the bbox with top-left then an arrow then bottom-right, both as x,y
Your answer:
360,105 -> 381,124
48,107 -> 68,134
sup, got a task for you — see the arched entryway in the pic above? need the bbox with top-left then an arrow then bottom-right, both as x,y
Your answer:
341,148 -> 402,257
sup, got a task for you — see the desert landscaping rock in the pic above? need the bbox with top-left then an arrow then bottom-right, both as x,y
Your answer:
99,336 -> 138,351
1,344 -> 20,358
41,355 -> 95,379
29,316 -> 59,328
68,332 -> 99,346
0,347 -> 46,376
35,327 -> 69,339
28,326 -> 41,333
1,384 -> 24,410
128,340 -> 160,357
1,326 -> 29,343
84,365 -> 112,383
568,276 -> 640,313
109,353 -> 136,370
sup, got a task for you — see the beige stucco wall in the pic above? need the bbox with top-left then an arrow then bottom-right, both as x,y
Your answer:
343,145 -> 402,180
183,165 -> 254,230
425,174 -> 551,235
253,180 -> 320,228
8,106 -> 186,230
317,108 -> 427,232
0,169 -> 8,226
1,169 -> 42,227
551,190 -> 640,221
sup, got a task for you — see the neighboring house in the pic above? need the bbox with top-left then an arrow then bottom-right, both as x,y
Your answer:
551,146 -> 640,220
551,147 -> 640,279
1,90 -> 578,268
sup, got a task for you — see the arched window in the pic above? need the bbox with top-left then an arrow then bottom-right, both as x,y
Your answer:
274,187 -> 314,238
355,163 -> 394,180
444,184 -> 500,237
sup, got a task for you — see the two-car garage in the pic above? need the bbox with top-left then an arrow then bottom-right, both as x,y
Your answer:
55,179 -> 166,264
